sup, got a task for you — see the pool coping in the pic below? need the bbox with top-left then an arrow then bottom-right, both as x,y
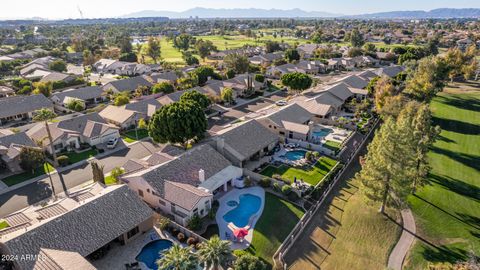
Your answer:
215,186 -> 265,250
135,238 -> 174,270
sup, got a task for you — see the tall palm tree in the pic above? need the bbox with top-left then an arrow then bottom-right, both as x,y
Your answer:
156,244 -> 198,270
198,235 -> 232,270
33,108 -> 58,167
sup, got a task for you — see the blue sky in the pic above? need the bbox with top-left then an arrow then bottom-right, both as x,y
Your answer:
2,0 -> 480,19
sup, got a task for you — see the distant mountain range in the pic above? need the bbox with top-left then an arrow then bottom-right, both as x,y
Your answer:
122,7 -> 480,19
121,7 -> 340,19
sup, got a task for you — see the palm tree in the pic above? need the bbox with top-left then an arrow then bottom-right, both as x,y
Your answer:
33,108 -> 59,167
156,244 -> 198,270
198,235 -> 232,270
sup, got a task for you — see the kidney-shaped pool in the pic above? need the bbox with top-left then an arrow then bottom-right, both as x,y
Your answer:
136,239 -> 173,269
223,194 -> 262,228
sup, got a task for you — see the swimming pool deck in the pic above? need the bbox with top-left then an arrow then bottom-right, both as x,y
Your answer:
216,186 -> 265,250
91,227 -> 175,270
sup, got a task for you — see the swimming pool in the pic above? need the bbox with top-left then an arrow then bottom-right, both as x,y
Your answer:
312,128 -> 334,138
284,150 -> 307,161
223,194 -> 261,228
136,239 -> 173,269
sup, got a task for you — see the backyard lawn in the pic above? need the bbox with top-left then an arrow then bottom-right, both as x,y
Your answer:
65,149 -> 98,164
405,84 -> 480,269
1,162 -> 54,187
260,156 -> 338,186
323,140 -> 342,152
121,129 -> 149,143
0,220 -> 10,230
247,192 -> 305,268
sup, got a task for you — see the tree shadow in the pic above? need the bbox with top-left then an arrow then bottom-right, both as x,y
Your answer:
432,116 -> 480,135
436,134 -> 455,144
436,94 -> 480,113
413,194 -> 480,231
429,174 -> 480,203
421,245 -> 469,264
430,147 -> 480,171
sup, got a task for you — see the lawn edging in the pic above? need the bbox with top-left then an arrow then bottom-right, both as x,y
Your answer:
272,118 -> 380,269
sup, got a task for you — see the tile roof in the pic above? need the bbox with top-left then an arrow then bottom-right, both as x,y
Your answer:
0,94 -> 53,119
4,185 -> 152,270
265,103 -> 312,128
215,120 -> 278,161
338,75 -> 369,89
52,86 -> 104,103
102,76 -> 152,93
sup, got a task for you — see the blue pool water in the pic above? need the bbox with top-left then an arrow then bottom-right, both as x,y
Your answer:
136,239 -> 174,269
312,128 -> 333,138
223,194 -> 261,228
284,150 -> 307,161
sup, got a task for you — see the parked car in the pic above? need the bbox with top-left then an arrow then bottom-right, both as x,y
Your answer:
106,138 -> 118,149
276,100 -> 287,106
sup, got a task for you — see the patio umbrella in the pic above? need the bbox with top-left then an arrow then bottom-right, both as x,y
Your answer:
233,228 -> 249,239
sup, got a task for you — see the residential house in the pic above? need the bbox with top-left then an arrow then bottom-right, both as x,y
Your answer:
121,144 -> 243,225
266,63 -> 306,78
357,69 -> 378,81
39,72 -> 78,84
148,71 -> 179,84
19,56 -> 57,77
257,103 -> 313,140
27,113 -> 119,154
337,75 -> 369,89
375,65 -> 404,78
0,132 -> 37,173
249,52 -> 284,66
0,184 -> 153,270
0,86 -> 14,98
51,86 -> 105,107
456,38 -> 474,51
102,76 -> 153,94
99,98 -> 161,129
156,90 -> 187,106
0,94 -> 54,126
297,44 -> 319,59
212,120 -> 278,167
93,59 -> 159,75
296,60 -> 326,74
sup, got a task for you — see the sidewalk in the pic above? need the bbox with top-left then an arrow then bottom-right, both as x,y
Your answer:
387,208 -> 417,270
0,140 -> 133,196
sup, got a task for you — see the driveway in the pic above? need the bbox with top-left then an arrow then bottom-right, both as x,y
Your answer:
0,141 -> 159,218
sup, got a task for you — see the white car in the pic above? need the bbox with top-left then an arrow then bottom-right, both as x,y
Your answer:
106,138 -> 119,149
276,100 -> 287,106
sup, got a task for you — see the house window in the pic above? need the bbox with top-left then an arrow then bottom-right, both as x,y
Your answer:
273,126 -> 277,129
126,226 -> 140,239
268,125 -> 272,128
193,208 -> 198,215
279,131 -> 285,135
147,188 -> 150,193
138,190 -> 144,197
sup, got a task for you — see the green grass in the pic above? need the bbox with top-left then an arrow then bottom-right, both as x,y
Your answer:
247,192 -> 305,268
1,163 -> 54,187
121,129 -> 149,143
405,86 -> 480,269
0,220 -> 10,230
323,140 -> 342,152
260,156 -> 337,186
64,149 -> 98,164
195,34 -> 309,51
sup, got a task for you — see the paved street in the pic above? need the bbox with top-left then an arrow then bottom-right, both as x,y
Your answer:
0,141 -> 159,218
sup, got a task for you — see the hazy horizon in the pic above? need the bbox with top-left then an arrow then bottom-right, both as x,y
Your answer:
1,0 -> 480,20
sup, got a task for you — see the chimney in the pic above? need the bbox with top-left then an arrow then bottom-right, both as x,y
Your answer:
198,169 -> 205,182
216,138 -> 225,154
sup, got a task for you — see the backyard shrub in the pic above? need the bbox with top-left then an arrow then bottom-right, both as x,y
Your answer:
212,200 -> 220,209
57,155 -> 69,167
157,217 -> 170,230
259,177 -> 272,188
272,174 -> 282,180
208,209 -> 216,220
312,151 -> 320,159
186,237 -> 198,247
187,214 -> 202,231
281,185 -> 292,195
273,182 -> 281,191
177,232 -> 186,242
305,151 -> 312,161
170,227 -> 179,236
233,249 -> 249,258
234,254 -> 267,270
244,176 -> 253,187
195,243 -> 202,250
